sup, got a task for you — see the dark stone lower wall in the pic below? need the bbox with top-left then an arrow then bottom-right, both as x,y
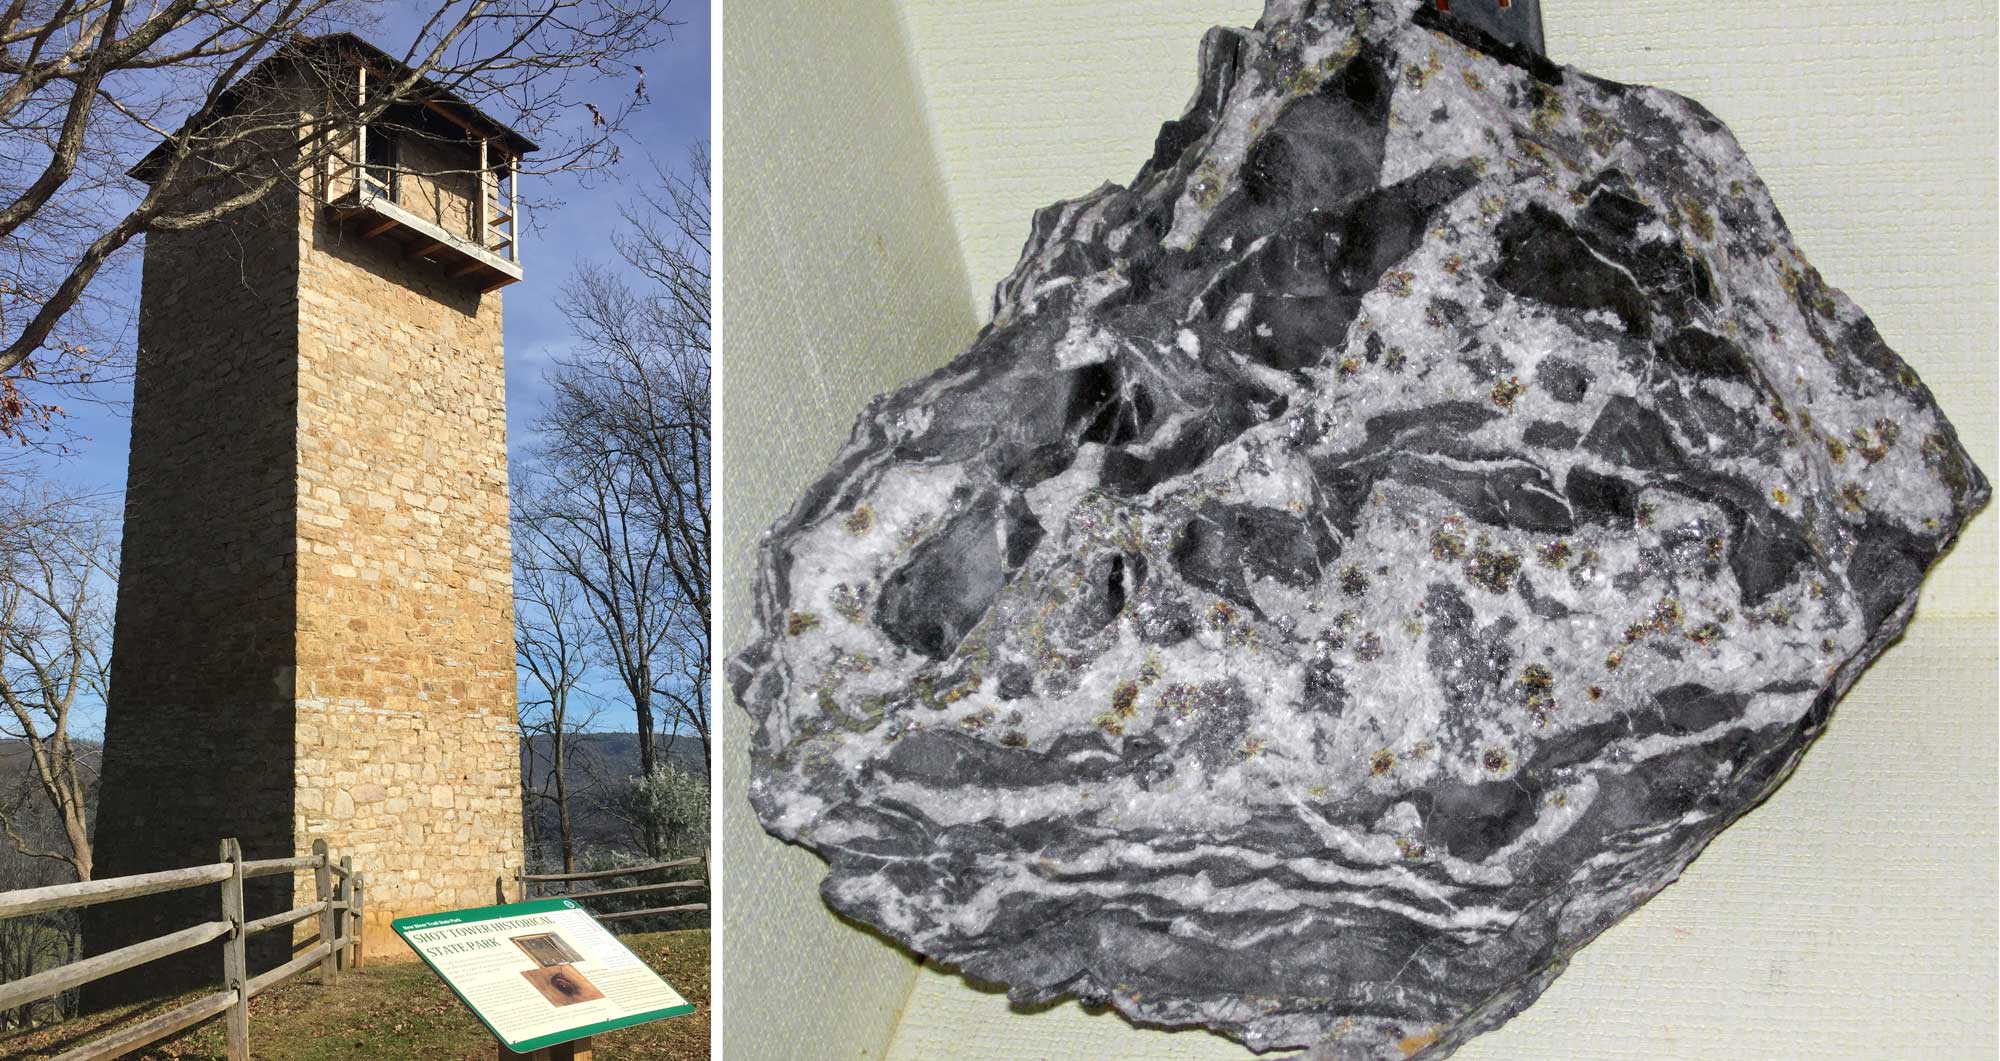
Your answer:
84,206 -> 301,1007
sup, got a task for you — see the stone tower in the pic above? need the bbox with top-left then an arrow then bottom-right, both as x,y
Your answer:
89,35 -> 529,992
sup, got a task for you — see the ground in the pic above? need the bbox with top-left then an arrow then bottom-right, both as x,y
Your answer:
0,930 -> 709,1060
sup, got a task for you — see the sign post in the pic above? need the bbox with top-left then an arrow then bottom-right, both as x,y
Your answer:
393,897 -> 694,1057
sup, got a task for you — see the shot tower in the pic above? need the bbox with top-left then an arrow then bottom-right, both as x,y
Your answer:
90,35 -> 530,991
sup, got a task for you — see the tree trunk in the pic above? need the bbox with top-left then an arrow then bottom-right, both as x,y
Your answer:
554,726 -> 574,875
62,804 -> 91,882
634,691 -> 656,778
524,785 -> 542,868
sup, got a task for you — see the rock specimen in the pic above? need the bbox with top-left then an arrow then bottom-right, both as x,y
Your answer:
731,1 -> 1990,1056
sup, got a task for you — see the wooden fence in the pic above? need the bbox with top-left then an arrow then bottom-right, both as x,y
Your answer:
0,838 -> 362,1061
500,855 -> 707,923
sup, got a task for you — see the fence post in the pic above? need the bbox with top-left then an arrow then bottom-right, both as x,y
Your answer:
331,860 -> 347,973
219,838 -> 249,1061
516,864 -> 528,903
313,839 -> 338,984
351,871 -> 365,969
338,856 -> 355,972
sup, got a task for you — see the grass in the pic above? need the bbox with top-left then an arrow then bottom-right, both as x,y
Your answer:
0,930 -> 708,1060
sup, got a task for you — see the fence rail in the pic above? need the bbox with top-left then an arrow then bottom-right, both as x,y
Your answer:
500,855 -> 708,923
0,838 -> 363,1061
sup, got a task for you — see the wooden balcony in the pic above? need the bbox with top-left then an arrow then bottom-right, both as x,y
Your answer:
328,183 -> 522,293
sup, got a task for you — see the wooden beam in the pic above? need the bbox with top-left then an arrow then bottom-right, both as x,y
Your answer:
0,862 -> 229,919
244,899 -> 329,938
476,136 -> 489,248
423,97 -> 483,138
407,237 -> 445,259
450,260 -> 486,279
355,64 -> 367,192
51,989 -> 236,1061
509,165 -> 520,265
220,839 -> 249,1061
523,856 -> 702,883
592,903 -> 707,923
242,854 -> 320,880
245,940 -> 335,997
314,839 -> 338,985
0,919 -> 232,1011
362,215 -> 399,239
564,879 -> 704,904
350,55 -> 508,147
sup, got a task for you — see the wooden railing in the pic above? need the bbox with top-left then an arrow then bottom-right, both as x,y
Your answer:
0,838 -> 362,1061
324,65 -> 521,266
500,856 -> 707,924
477,134 -> 521,266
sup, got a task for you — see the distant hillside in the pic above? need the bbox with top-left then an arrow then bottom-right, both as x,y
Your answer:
524,731 -> 705,778
0,740 -> 99,890
517,731 -> 708,868
0,738 -> 101,780
0,733 -> 703,878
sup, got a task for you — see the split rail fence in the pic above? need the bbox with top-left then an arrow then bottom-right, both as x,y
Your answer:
0,838 -> 362,1061
501,855 -> 708,924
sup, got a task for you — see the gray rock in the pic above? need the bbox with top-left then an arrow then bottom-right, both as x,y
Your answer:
730,1 -> 1990,1056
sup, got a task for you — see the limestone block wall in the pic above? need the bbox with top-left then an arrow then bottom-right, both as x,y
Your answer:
294,188 -> 520,958
91,62 -> 522,989
388,129 -> 486,243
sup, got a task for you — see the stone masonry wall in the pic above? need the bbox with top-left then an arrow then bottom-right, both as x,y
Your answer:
91,56 -> 522,988
390,128 -> 485,244
90,184 -> 306,992
294,170 -> 520,958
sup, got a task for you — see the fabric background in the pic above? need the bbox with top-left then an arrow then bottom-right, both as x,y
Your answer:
718,0 -> 968,1051
721,2 -> 1998,1057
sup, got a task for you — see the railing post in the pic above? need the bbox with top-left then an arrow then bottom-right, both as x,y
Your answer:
516,864 -> 528,903
313,839 -> 337,985
351,872 -> 365,969
219,838 -> 249,1061
333,855 -> 352,972
476,136 -> 490,247
354,64 -> 367,198
344,858 -> 355,965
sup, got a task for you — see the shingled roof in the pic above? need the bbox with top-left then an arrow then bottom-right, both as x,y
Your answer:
130,32 -> 538,184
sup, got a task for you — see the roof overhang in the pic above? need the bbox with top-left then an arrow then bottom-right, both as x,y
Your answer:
129,32 -> 537,184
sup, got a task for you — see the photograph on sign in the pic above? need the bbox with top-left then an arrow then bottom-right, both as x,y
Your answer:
513,932 -> 587,967
393,898 -> 694,1052
524,963 -> 606,1007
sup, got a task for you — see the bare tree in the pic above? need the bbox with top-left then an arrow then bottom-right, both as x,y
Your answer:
515,526 -> 598,875
0,487 -> 113,883
0,797 -> 85,1029
517,440 -> 680,787
0,0 -> 680,441
534,142 -> 709,769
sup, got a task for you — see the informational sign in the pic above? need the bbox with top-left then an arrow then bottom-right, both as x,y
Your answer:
393,897 -> 694,1053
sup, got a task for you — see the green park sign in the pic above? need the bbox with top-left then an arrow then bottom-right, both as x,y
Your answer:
393,897 -> 695,1053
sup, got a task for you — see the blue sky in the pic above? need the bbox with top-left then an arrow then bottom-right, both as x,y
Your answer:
23,1 -> 710,735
